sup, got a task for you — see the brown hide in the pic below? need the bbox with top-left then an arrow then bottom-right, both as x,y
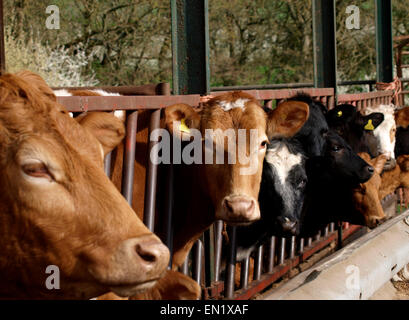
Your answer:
0,71 -> 170,299
353,153 -> 387,228
379,155 -> 409,200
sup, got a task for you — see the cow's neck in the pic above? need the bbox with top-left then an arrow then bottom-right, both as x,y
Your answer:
171,163 -> 215,268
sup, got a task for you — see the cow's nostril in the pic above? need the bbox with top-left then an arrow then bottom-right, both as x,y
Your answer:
135,243 -> 158,263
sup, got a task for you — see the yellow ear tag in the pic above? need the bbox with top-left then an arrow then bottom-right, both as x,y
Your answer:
364,119 -> 375,131
180,118 -> 190,133
337,111 -> 342,117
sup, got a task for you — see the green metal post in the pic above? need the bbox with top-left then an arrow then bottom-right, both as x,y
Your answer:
0,0 -> 5,74
171,0 -> 210,95
312,0 -> 337,95
375,0 -> 393,83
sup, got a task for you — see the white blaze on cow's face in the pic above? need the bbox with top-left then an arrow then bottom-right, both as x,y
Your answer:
263,142 -> 306,234
364,104 -> 397,169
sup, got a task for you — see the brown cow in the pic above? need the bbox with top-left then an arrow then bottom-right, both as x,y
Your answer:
164,93 -> 309,267
0,71 -> 170,299
353,153 -> 388,228
379,155 -> 409,200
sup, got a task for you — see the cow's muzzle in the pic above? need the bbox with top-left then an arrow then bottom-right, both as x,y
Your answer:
221,195 -> 260,225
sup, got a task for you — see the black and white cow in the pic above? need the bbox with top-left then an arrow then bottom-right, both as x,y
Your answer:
236,138 -> 307,257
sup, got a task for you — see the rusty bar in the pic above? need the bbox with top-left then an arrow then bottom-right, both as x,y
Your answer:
193,239 -> 203,285
57,95 -> 202,112
225,226 -> 237,299
121,111 -> 138,204
0,0 -> 5,73
279,238 -> 286,265
143,109 -> 161,231
164,162 -> 174,268
53,83 -> 171,96
240,257 -> 250,289
290,236 -> 296,259
267,236 -> 276,273
214,220 -> 223,282
254,245 -> 263,281
104,151 -> 112,178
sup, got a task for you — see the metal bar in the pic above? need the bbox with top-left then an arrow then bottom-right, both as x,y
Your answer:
171,0 -> 210,95
143,109 -> 161,231
240,257 -> 250,289
267,236 -> 276,273
214,220 -> 223,282
193,239 -> 203,285
312,0 -> 337,95
121,111 -> 138,204
290,236 -> 296,259
181,256 -> 189,275
254,245 -> 263,281
279,238 -> 286,265
53,83 -> 171,96
164,163 -> 174,268
299,238 -> 304,254
375,0 -> 393,83
0,0 -> 5,74
203,227 -> 214,287
104,151 -> 112,178
225,226 -> 237,299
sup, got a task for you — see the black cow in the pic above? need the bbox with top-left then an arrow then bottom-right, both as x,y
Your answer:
299,130 -> 374,237
326,104 -> 384,157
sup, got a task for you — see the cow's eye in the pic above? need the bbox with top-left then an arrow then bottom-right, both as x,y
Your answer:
260,140 -> 268,150
332,145 -> 341,152
22,162 -> 54,181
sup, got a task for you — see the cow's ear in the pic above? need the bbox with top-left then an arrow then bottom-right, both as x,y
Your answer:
164,103 -> 201,140
398,155 -> 409,172
360,112 -> 384,131
395,107 -> 409,129
77,112 -> 125,156
267,101 -> 309,139
372,154 -> 388,174
327,104 -> 355,124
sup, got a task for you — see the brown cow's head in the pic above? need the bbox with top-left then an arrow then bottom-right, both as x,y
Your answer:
165,92 -> 309,225
0,71 -> 169,299
353,153 -> 388,228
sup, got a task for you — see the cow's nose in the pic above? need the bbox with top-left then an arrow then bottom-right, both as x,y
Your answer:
130,236 -> 170,273
278,216 -> 297,233
223,196 -> 259,222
